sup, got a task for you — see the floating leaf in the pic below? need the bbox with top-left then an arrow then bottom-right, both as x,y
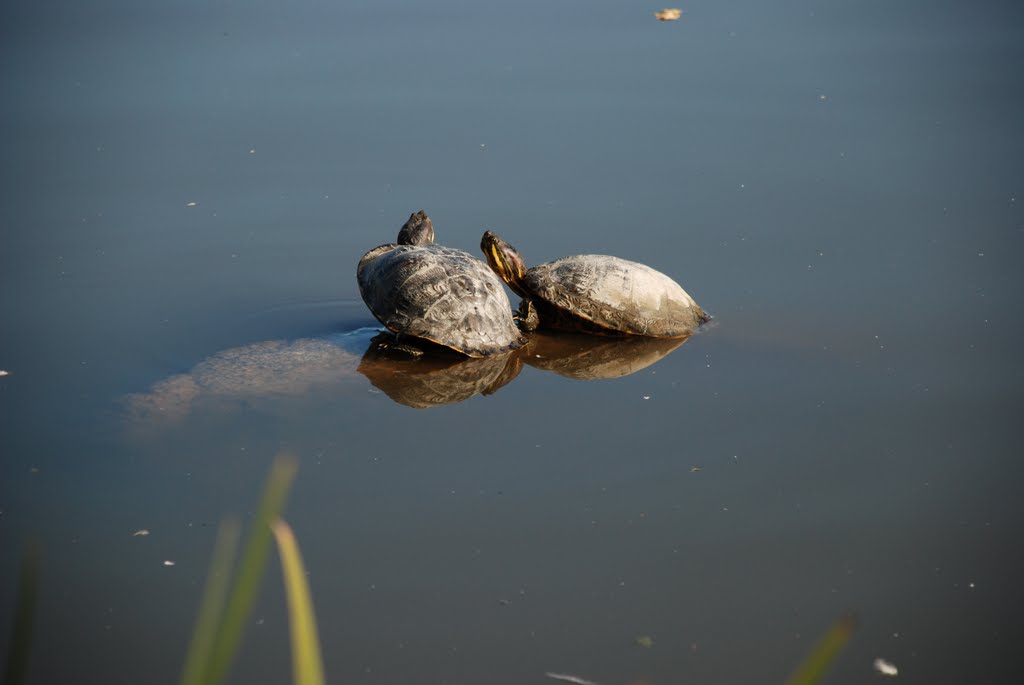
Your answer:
873,657 -> 898,676
545,673 -> 601,685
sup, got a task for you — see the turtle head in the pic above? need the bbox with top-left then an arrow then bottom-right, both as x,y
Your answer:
397,210 -> 435,246
481,230 -> 530,297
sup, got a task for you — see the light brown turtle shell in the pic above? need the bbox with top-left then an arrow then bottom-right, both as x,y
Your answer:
524,255 -> 708,337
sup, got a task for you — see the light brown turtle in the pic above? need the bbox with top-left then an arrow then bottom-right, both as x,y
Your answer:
481,230 -> 709,337
357,212 -> 523,357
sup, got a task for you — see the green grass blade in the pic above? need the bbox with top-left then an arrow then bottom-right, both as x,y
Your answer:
178,518 -> 241,685
3,541 -> 41,685
271,520 -> 326,685
784,614 -> 858,685
202,453 -> 299,685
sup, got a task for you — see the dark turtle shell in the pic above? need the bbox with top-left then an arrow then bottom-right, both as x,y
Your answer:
525,254 -> 709,337
358,243 -> 523,357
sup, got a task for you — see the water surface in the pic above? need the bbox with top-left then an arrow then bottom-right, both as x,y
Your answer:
2,2 -> 1022,684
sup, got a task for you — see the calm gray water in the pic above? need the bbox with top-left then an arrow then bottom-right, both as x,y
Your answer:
2,1 -> 1022,683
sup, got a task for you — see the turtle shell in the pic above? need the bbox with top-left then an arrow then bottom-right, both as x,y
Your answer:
358,243 -> 524,357
524,255 -> 708,337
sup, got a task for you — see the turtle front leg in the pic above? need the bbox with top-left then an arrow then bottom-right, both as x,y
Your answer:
371,331 -> 425,358
514,299 -> 540,332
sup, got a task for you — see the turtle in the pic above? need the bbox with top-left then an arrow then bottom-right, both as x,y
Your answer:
357,211 -> 524,357
480,230 -> 709,337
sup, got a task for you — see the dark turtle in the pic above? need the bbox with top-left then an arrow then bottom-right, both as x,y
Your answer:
357,212 -> 524,357
480,231 -> 710,337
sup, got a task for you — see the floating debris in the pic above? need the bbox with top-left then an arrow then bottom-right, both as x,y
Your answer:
0,370 -> 9,376
635,635 -> 654,648
186,201 -> 197,207
132,529 -> 150,537
654,9 -> 683,21
874,658 -> 898,676
690,466 -> 702,473
545,673 -> 601,685
162,560 -> 176,567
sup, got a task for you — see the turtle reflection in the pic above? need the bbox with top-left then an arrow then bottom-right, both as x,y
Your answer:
122,328 -> 522,426
519,331 -> 690,380
357,333 -> 523,408
124,327 -> 694,427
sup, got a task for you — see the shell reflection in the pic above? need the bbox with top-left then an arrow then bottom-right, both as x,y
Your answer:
520,331 -> 690,380
123,327 -> 694,427
357,333 -> 523,408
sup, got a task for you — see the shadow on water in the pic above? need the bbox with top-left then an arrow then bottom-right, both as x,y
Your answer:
122,327 -> 698,422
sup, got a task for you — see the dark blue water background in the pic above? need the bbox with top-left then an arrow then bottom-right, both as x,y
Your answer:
2,1 -> 1022,683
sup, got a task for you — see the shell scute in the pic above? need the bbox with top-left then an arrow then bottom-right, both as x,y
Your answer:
525,254 -> 706,337
358,243 -> 523,357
